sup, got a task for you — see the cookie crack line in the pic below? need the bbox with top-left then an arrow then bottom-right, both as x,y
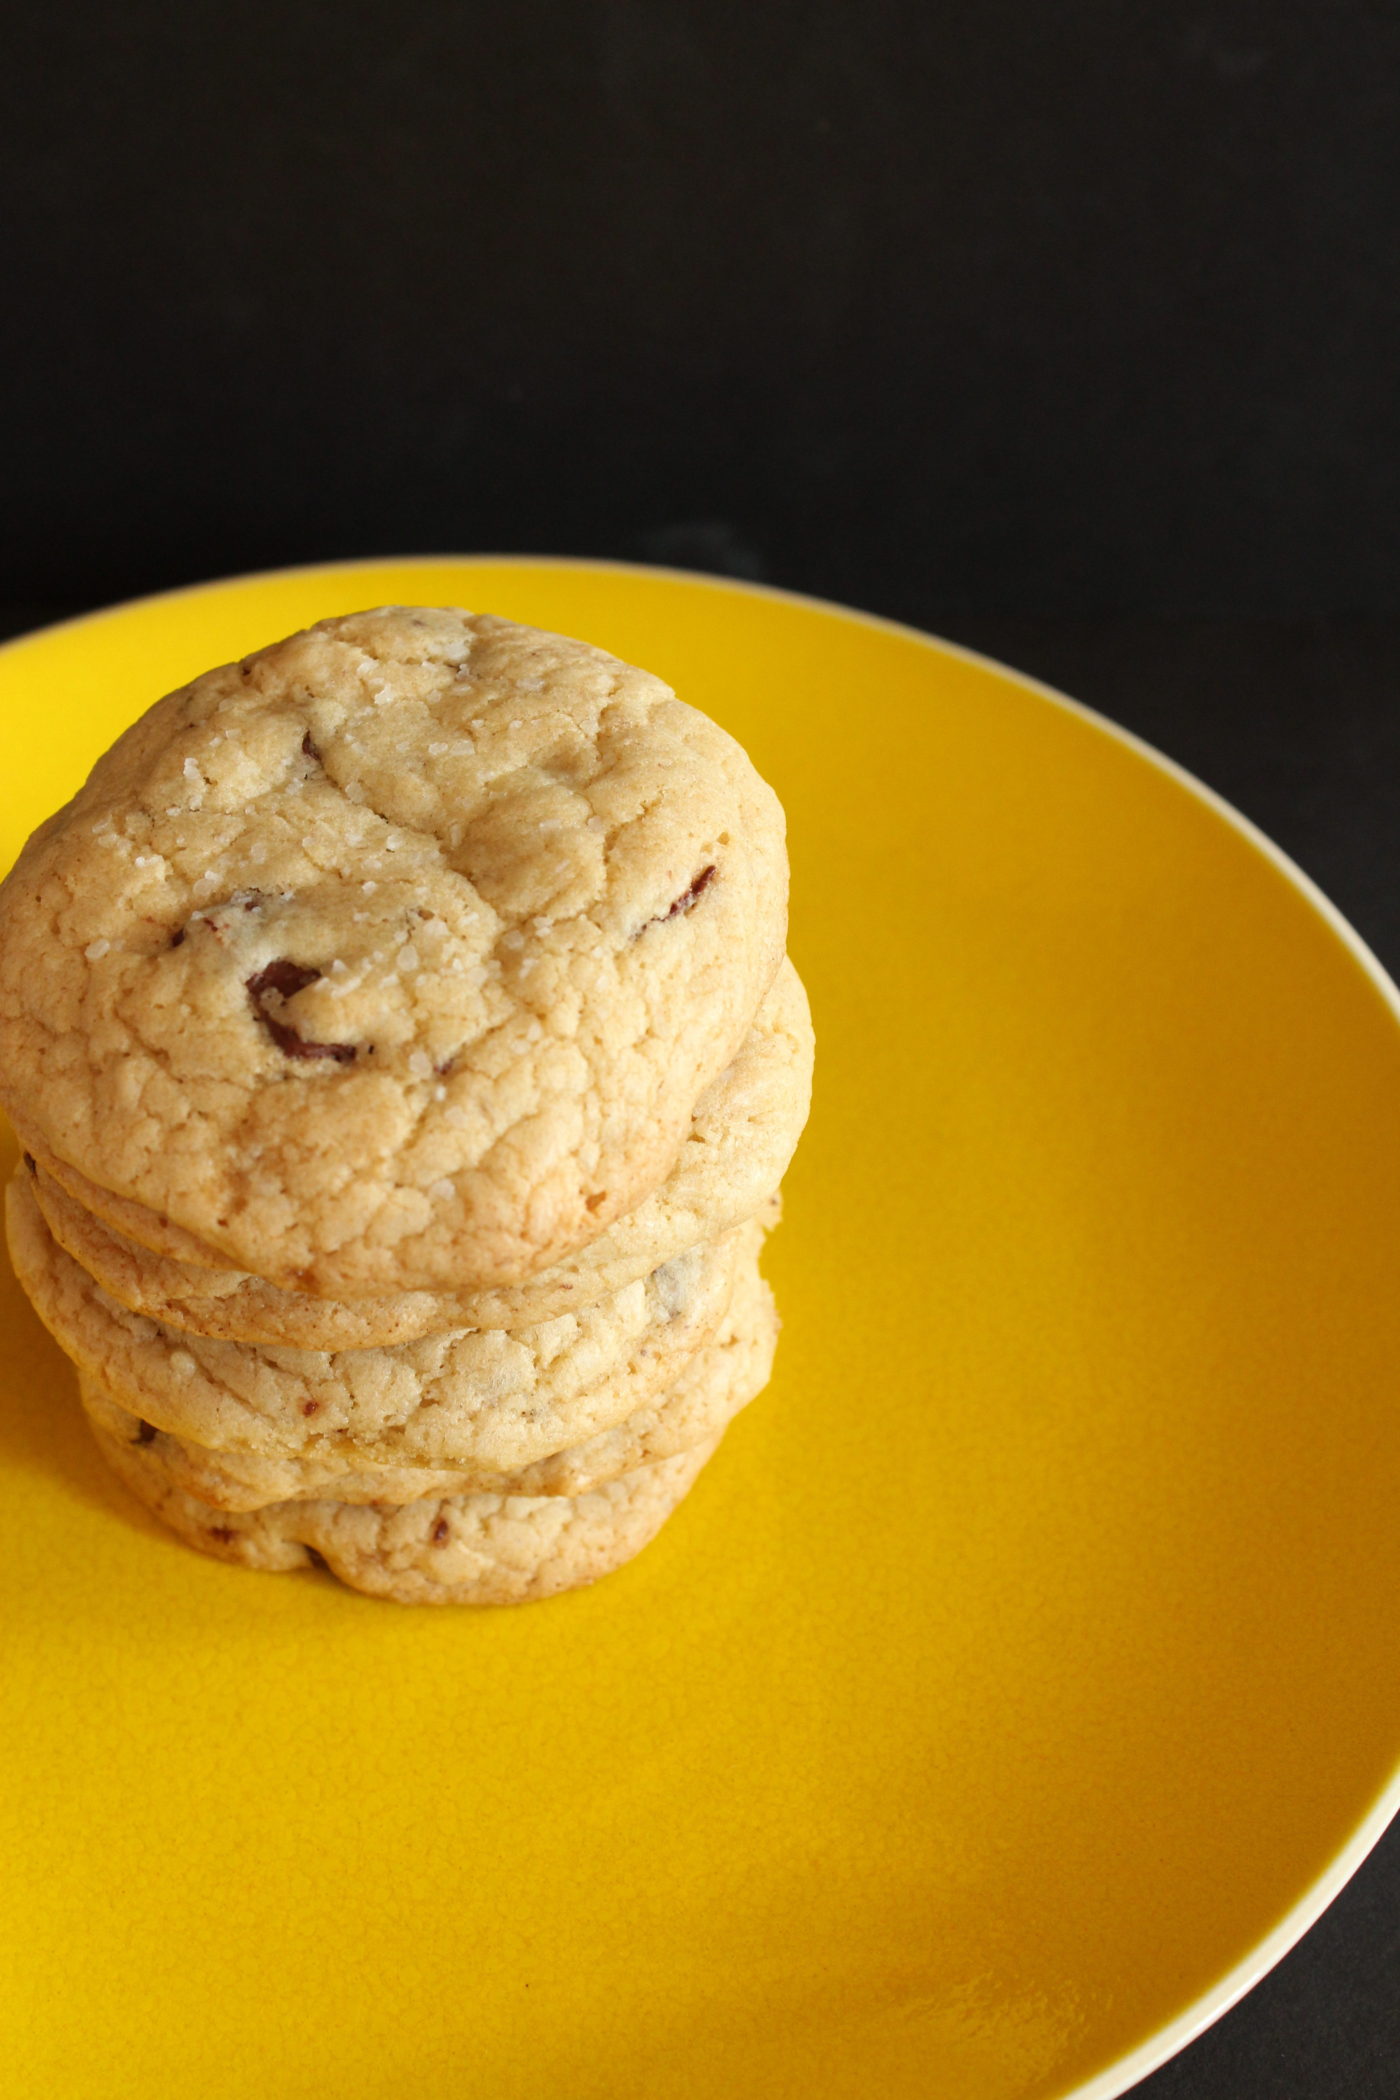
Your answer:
297,640 -> 620,869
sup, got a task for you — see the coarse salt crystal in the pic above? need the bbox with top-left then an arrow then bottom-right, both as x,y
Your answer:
361,879 -> 376,893
408,1049 -> 432,1077
433,1084 -> 447,1102
396,944 -> 419,971
330,958 -> 349,976
428,1178 -> 455,1201
171,1351 -> 196,1377
84,938 -> 110,960
427,741 -> 450,756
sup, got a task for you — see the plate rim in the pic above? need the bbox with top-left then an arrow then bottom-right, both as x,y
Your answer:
4,551 -> 1399,2099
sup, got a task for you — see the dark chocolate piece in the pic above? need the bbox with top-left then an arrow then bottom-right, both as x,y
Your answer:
642,863 -> 717,933
246,960 -> 356,1064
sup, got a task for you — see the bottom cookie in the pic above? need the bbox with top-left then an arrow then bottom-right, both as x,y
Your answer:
89,1418 -> 722,1607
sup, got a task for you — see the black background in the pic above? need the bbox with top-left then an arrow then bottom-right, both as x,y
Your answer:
5,4 -> 1400,2092
5,0 -> 1400,622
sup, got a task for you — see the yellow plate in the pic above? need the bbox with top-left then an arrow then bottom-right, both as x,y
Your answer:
3,559 -> 1400,2100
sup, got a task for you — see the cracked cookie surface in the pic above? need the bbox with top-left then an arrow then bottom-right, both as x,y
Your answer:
0,608 -> 787,1294
25,957 -> 811,1344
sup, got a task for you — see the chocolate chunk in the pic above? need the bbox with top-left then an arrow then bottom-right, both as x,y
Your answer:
134,1419 -> 158,1445
301,1399 -> 319,1417
248,959 -> 320,1000
246,960 -> 357,1064
643,863 -> 717,932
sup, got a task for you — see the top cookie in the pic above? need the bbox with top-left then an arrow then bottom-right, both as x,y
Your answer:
0,608 -> 787,1293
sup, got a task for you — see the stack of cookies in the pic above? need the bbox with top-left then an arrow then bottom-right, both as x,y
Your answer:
0,608 -> 811,1605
